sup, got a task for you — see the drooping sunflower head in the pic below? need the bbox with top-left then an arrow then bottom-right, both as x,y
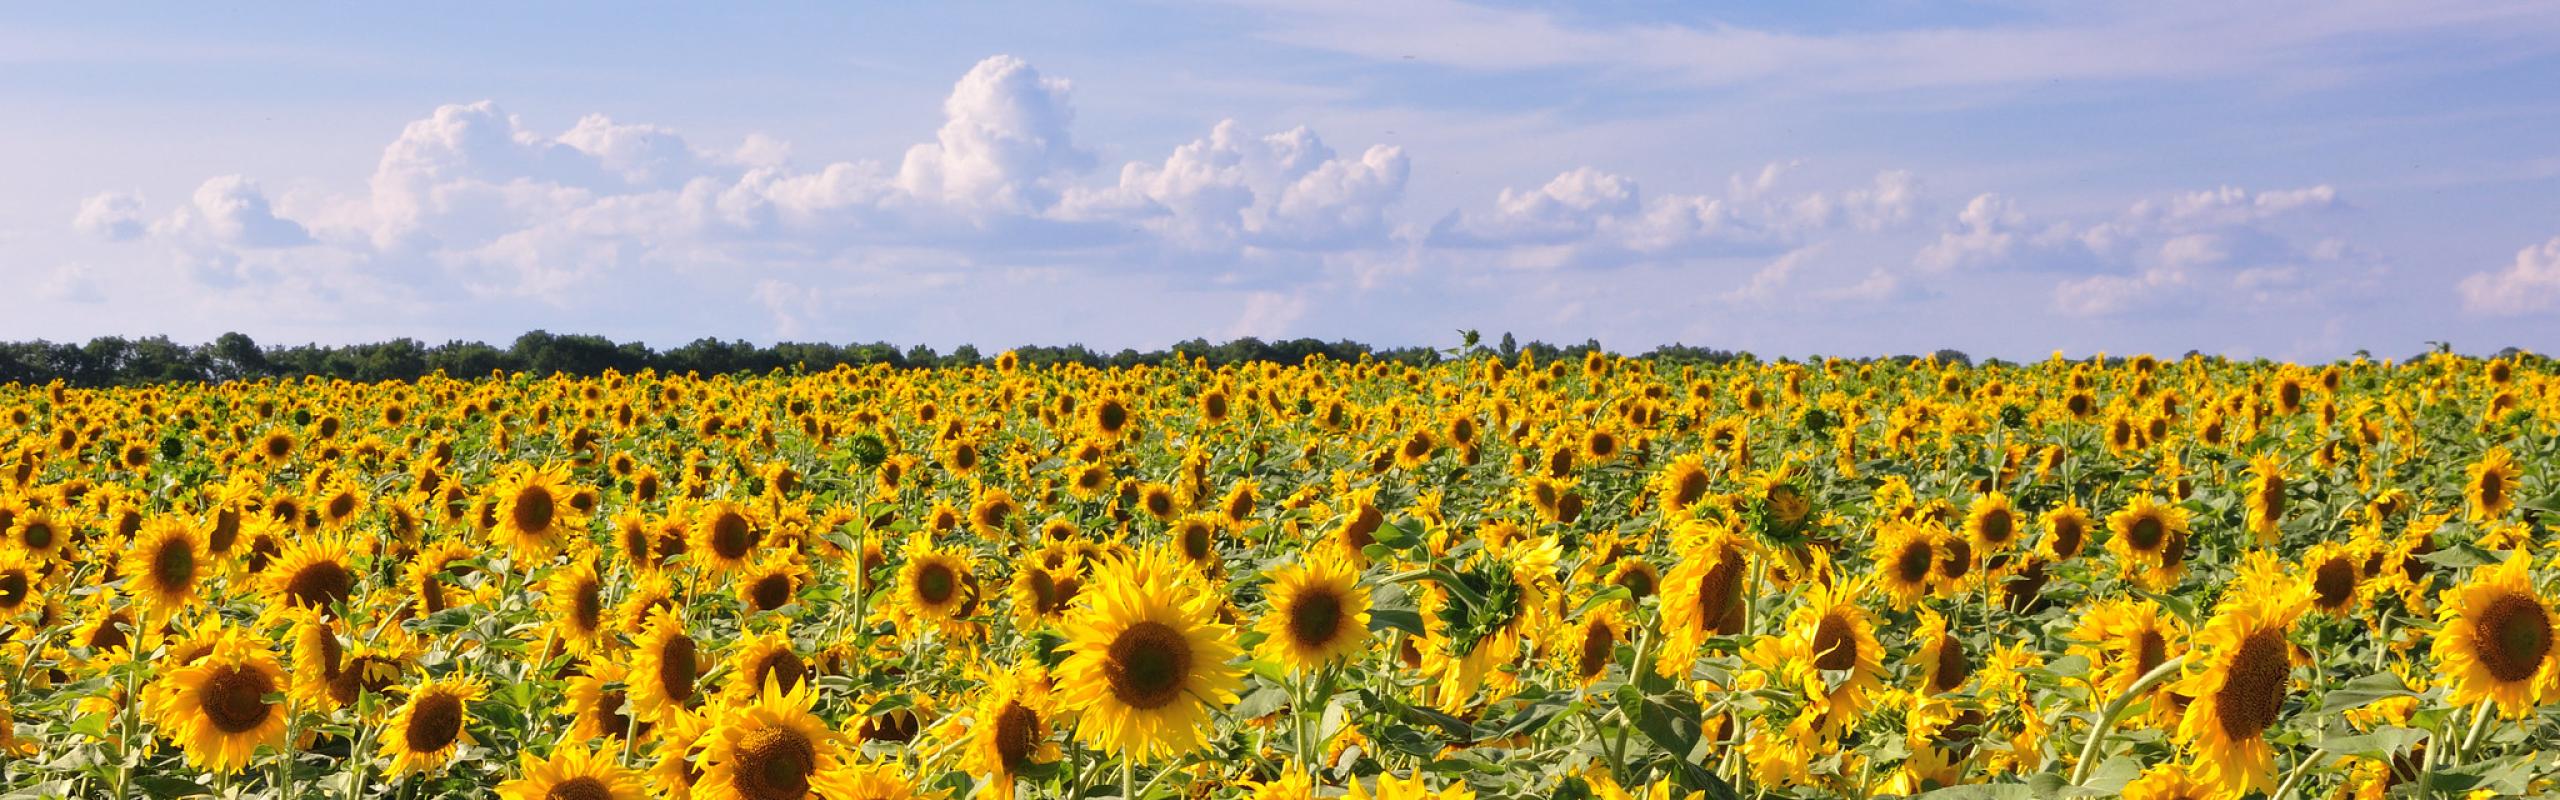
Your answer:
2431,553 -> 2557,718
1254,555 -> 1372,673
2067,597 -> 2184,727
1656,522 -> 1751,676
2242,454 -> 2288,540
1909,611 -> 1971,695
383,675 -> 486,775
628,608 -> 701,723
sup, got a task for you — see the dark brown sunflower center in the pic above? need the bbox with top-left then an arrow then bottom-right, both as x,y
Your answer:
916,562 -> 958,606
1932,636 -> 1971,692
1104,621 -> 1194,710
658,634 -> 698,705
2473,593 -> 2552,683
329,494 -> 357,521
1181,524 -> 1212,560
2053,519 -> 2085,558
404,692 -> 465,753
1699,556 -> 1745,635
2312,558 -> 2357,609
1578,621 -> 1615,679
1613,563 -> 1657,599
2127,516 -> 2165,551
0,571 -> 27,609
573,580 -> 605,632
1894,542 -> 1935,583
2480,472 -> 2505,508
203,664 -> 277,734
1981,510 -> 2013,544
994,702 -> 1040,771
1098,403 -> 1128,433
1939,539 -> 1974,580
512,486 -> 555,533
2136,630 -> 2168,678
329,655 -> 400,706
754,652 -> 806,694
2257,476 -> 2286,520
2213,629 -> 2289,740
88,613 -> 132,652
1286,588 -> 1345,649
209,510 -> 240,553
1673,471 -> 1710,509
749,575 -> 791,612
712,512 -> 754,559
735,725 -> 817,800
546,776 -> 614,800
286,561 -> 355,612
1812,611 -> 1859,671
1026,569 -> 1060,614
20,522 -> 53,551
149,537 -> 198,590
593,689 -> 648,739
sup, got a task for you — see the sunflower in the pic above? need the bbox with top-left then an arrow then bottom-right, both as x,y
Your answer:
148,630 -> 290,774
383,675 -> 486,775
2067,597 -> 2185,729
1656,522 -> 1750,676
969,487 -> 1021,540
695,681 -> 854,800
628,608 -> 701,723
1352,771 -> 1477,800
2467,447 -> 2521,523
1562,603 -> 1629,688
0,549 -> 43,617
1171,513 -> 1224,570
547,558 -> 609,656
121,515 -> 207,619
830,762 -> 925,800
1792,577 -> 1885,735
263,532 -> 357,618
892,533 -> 976,639
2431,552 -> 2558,718
2302,541 -> 2367,616
967,663 -> 1062,799
2241,454 -> 2287,544
2038,503 -> 2092,561
1963,492 -> 2021,553
2171,575 -> 2306,797
1653,455 -> 1715,516
7,506 -> 65,563
723,629 -> 810,705
1010,551 -> 1083,630
1870,520 -> 1937,609
690,500 -> 765,575
491,462 -> 586,561
563,660 -> 653,742
2104,496 -> 2187,574
1909,611 -> 1970,695
738,555 -> 810,613
2119,763 -> 2211,800
1254,555 -> 1372,673
1056,547 -> 1243,761
498,738 -> 648,800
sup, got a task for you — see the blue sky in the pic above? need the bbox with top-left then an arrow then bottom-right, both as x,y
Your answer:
6,2 -> 2558,360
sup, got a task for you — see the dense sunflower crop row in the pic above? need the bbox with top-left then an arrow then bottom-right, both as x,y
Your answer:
0,350 -> 2552,800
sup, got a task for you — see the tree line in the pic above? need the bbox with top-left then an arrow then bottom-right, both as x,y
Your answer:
0,331 -> 1760,387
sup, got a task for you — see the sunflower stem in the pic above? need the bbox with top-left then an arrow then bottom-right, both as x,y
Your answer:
2457,698 -> 2497,760
1121,757 -> 1138,800
2068,655 -> 2184,785
2271,747 -> 2324,800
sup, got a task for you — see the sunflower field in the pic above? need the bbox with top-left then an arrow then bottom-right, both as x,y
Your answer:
0,349 -> 2553,800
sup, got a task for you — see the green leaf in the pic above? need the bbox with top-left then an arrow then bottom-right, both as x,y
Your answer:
2314,672 -> 2417,714
2310,725 -> 2423,759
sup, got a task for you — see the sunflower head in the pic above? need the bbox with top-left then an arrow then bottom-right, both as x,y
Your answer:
2432,553 -> 2558,718
384,676 -> 486,775
1056,548 -> 1243,761
1254,555 -> 1372,673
